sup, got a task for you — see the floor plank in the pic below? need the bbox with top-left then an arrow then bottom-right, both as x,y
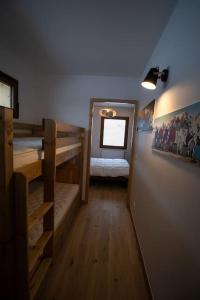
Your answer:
37,181 -> 150,300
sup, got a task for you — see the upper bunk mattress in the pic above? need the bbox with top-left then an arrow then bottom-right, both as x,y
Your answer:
13,137 -> 82,169
13,138 -> 43,169
90,157 -> 129,177
13,137 -> 43,154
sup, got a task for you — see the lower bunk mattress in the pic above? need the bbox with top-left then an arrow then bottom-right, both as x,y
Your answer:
90,157 -> 129,178
28,181 -> 79,247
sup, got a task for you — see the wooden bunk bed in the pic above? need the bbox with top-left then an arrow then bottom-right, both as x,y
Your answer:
0,106 -> 85,300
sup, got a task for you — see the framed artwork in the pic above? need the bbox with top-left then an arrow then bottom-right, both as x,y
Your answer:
0,71 -> 19,118
137,99 -> 155,132
152,101 -> 200,165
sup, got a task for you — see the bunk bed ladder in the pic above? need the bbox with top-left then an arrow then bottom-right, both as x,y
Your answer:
15,173 -> 54,300
30,119 -> 56,299
14,119 -> 56,299
15,172 -> 30,300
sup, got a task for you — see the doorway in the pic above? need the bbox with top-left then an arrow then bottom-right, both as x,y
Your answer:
85,98 -> 138,206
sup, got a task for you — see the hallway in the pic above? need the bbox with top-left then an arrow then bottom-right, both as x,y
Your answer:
38,182 -> 150,300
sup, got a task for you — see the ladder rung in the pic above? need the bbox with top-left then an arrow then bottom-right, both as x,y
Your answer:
28,202 -> 53,231
30,257 -> 52,300
29,231 -> 53,274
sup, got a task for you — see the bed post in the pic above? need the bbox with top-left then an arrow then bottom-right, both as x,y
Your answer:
15,172 -> 29,300
80,128 -> 85,199
0,107 -> 15,299
43,119 -> 56,257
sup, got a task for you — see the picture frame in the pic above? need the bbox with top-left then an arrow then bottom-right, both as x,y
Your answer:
152,101 -> 200,166
137,99 -> 155,132
0,70 -> 19,118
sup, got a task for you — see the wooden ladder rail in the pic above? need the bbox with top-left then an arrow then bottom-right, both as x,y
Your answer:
79,129 -> 85,195
0,107 -> 15,299
14,119 -> 56,300
43,119 -> 56,259
14,172 -> 54,300
15,172 -> 30,300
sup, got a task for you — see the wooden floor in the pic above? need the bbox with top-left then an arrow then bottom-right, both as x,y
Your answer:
37,182 -> 150,300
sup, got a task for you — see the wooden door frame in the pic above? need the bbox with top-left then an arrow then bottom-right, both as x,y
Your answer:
85,97 -> 138,207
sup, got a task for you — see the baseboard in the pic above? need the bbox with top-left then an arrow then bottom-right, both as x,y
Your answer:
128,207 -> 154,300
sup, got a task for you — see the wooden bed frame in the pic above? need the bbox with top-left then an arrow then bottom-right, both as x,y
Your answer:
0,107 -> 85,299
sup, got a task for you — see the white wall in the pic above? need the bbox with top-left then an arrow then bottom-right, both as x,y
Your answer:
131,1 -> 200,299
0,44 -> 46,123
0,42 -> 140,126
36,75 -> 140,128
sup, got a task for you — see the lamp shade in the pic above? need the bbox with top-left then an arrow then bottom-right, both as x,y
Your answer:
141,67 -> 159,90
99,108 -> 117,118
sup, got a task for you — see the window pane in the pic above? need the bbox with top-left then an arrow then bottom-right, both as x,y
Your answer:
0,82 -> 11,108
103,119 -> 126,147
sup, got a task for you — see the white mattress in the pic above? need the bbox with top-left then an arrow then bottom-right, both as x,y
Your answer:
90,158 -> 129,177
13,137 -> 43,154
28,181 -> 79,247
13,138 -> 81,169
13,138 -> 43,169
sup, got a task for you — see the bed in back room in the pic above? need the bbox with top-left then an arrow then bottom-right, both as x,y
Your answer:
90,157 -> 129,179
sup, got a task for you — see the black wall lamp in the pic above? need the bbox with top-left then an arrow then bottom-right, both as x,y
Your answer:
141,67 -> 168,90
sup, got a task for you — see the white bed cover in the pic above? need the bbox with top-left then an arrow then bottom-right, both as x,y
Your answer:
90,157 -> 129,177
13,138 -> 81,169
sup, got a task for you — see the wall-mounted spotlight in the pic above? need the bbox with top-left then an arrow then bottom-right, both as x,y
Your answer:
141,67 -> 168,90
